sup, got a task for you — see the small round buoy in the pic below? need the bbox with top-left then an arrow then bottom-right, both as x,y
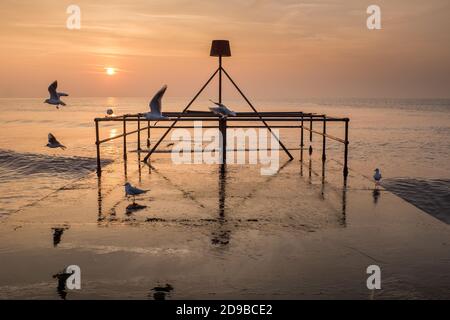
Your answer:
106,108 -> 114,116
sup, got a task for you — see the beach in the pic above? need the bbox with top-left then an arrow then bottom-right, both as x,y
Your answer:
0,98 -> 449,299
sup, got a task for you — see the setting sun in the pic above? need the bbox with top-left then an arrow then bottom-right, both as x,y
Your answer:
105,67 -> 116,76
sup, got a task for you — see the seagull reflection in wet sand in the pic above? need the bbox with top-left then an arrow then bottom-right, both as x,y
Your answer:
52,226 -> 69,247
373,188 -> 381,205
126,203 -> 147,216
53,269 -> 74,300
150,283 -> 174,300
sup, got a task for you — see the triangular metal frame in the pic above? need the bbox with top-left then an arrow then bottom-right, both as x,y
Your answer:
143,61 -> 293,163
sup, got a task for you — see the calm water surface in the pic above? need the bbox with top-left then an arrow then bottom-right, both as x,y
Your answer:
0,97 -> 449,220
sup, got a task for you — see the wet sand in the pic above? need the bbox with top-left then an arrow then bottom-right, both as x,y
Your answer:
0,152 -> 449,299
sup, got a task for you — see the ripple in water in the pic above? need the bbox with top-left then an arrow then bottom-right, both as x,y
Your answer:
0,149 -> 109,178
0,149 -> 112,217
383,178 -> 450,224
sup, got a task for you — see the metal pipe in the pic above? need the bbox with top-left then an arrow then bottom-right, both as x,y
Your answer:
97,112 -> 325,119
123,115 -> 127,160
97,124 -> 346,145
322,115 -> 327,162
300,116 -> 304,162
309,116 -> 313,155
219,56 -> 222,103
137,114 -> 141,151
95,119 -> 101,177
300,127 -> 346,143
219,57 -> 227,164
147,120 -> 150,148
95,117 -> 348,122
343,119 -> 349,177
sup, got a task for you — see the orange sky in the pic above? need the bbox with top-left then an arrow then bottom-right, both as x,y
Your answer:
1,0 -> 449,98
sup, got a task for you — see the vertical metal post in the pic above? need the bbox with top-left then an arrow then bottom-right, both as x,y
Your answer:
322,115 -> 327,162
123,115 -> 127,161
219,56 -> 227,164
95,119 -> 101,177
343,119 -> 349,178
219,56 -> 222,103
147,120 -> 151,148
309,116 -> 313,155
300,115 -> 304,162
137,115 -> 141,151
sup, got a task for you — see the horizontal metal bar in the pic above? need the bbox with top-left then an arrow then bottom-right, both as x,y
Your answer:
99,111 -> 324,119
98,125 -> 151,144
98,124 -> 345,145
301,126 -> 346,143
137,147 -> 305,154
95,117 -> 348,122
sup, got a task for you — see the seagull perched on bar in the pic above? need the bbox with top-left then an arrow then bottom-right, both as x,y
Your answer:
44,81 -> 68,109
145,85 -> 169,123
374,168 -> 382,187
125,182 -> 148,204
47,133 -> 66,150
209,100 -> 237,118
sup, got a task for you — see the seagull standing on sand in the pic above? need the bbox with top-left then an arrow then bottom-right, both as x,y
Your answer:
209,100 -> 237,118
374,168 -> 382,187
47,133 -> 66,150
145,85 -> 169,124
125,182 -> 148,204
44,81 -> 69,109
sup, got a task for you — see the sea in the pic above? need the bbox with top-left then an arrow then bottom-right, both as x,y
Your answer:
0,97 -> 449,223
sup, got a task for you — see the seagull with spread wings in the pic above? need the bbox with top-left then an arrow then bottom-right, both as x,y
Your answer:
44,81 -> 69,109
145,85 -> 169,123
47,133 -> 66,150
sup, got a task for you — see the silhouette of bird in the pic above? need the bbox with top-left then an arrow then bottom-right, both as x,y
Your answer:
44,81 -> 68,109
209,100 -> 237,118
124,182 -> 148,204
47,133 -> 66,150
374,168 -> 382,187
145,85 -> 169,123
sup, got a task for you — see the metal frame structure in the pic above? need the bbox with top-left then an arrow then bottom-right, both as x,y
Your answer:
94,41 -> 350,178
94,111 -> 349,177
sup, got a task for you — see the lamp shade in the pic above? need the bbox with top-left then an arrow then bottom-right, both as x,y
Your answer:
210,40 -> 231,57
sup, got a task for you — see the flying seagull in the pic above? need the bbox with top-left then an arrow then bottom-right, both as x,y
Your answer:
374,168 -> 382,187
145,85 -> 169,124
47,133 -> 66,150
125,182 -> 149,204
44,81 -> 69,109
209,100 -> 237,118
